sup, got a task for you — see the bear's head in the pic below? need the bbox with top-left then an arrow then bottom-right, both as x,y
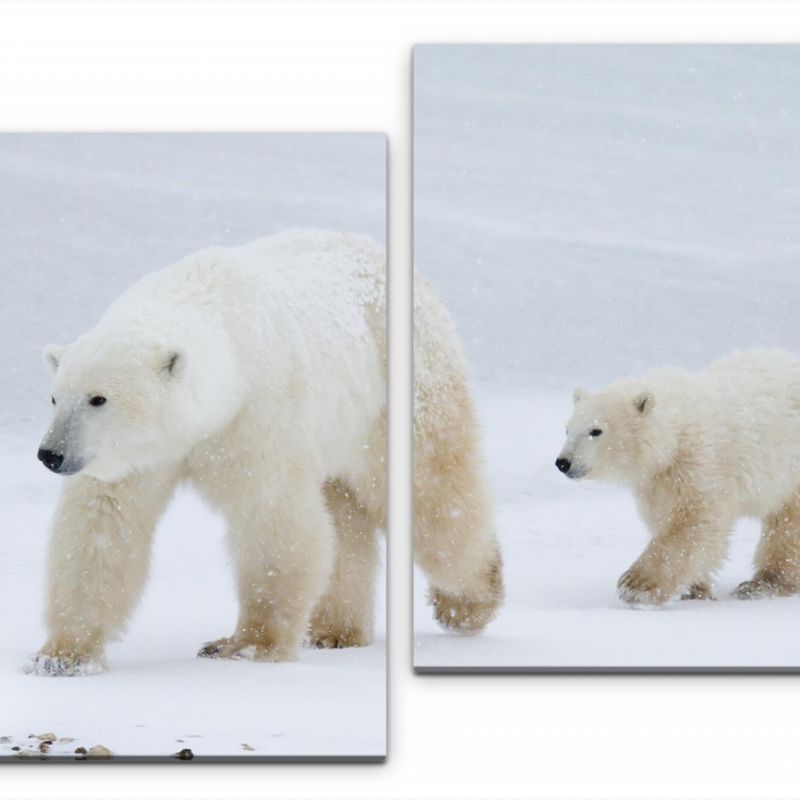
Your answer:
38,332 -> 242,483
555,382 -> 665,483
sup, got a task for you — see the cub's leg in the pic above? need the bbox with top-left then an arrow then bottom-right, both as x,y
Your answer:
28,465 -> 181,676
308,480 -> 380,648
414,392 -> 503,633
198,477 -> 335,662
618,501 -> 730,606
733,496 -> 800,599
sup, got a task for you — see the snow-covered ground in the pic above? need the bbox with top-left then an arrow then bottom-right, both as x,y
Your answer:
413,46 -> 800,669
0,134 -> 386,758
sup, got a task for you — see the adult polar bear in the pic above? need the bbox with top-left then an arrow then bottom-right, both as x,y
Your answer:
32,230 -> 389,676
557,349 -> 800,606
31,229 -> 499,676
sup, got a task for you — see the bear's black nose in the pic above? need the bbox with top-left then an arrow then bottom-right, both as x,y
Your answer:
38,448 -> 64,473
555,457 -> 571,474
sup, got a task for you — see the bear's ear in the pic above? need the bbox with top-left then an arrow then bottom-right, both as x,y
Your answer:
159,349 -> 185,378
634,391 -> 655,415
42,343 -> 69,374
573,387 -> 588,405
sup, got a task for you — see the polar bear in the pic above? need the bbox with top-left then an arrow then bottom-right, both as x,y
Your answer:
30,230 -> 387,676
556,349 -> 800,606
413,275 -> 504,633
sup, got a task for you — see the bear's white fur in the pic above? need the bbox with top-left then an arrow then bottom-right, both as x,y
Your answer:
413,275 -> 504,632
557,349 -> 800,606
31,230 -> 387,675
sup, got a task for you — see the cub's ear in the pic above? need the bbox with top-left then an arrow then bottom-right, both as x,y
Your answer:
160,349 -> 185,378
634,391 -> 655,415
42,343 -> 69,374
573,387 -> 588,405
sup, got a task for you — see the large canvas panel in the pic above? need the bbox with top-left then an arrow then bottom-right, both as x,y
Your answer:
414,45 -> 800,671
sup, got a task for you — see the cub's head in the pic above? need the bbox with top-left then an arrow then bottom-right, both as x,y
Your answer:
39,335 -> 226,483
555,383 -> 657,482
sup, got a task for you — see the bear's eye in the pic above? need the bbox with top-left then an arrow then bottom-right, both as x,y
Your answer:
589,428 -> 603,437
88,395 -> 107,407
50,396 -> 55,406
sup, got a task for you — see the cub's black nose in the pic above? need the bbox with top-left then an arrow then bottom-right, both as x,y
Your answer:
555,457 -> 571,474
38,448 -> 64,473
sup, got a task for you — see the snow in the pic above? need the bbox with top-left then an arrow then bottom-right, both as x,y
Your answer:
413,46 -> 800,669
0,134 -> 385,758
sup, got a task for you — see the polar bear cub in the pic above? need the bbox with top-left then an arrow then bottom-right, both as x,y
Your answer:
557,349 -> 800,605
31,230 -> 387,676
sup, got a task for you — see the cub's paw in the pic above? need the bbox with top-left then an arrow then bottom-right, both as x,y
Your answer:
617,568 -> 671,607
197,636 -> 292,662
307,627 -> 371,649
25,651 -> 106,677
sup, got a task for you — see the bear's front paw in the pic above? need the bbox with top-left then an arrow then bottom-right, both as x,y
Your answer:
25,651 -> 106,677
197,636 -> 292,662
617,567 -> 672,607
197,636 -> 235,658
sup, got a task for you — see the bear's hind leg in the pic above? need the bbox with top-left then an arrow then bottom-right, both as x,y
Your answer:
733,497 -> 800,599
307,479 -> 380,649
28,465 -> 180,676
198,478 -> 335,662
414,404 -> 504,633
415,496 -> 504,636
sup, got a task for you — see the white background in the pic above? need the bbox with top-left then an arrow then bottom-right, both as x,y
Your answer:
3,1 -> 800,798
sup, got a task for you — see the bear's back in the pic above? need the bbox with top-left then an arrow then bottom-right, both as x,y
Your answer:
98,229 -> 384,341
700,349 -> 800,515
